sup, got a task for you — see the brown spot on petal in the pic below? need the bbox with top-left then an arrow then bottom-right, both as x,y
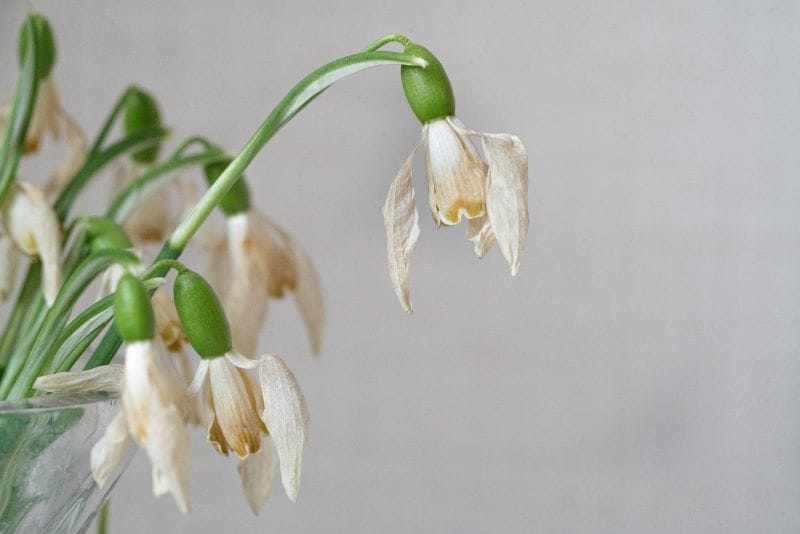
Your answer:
441,199 -> 486,226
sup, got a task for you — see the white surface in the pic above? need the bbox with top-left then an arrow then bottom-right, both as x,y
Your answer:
2,1 -> 800,532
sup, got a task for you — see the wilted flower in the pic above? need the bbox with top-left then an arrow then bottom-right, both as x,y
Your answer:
34,339 -> 192,513
112,160 -> 174,245
0,180 -> 62,305
383,43 -> 529,312
190,351 -> 309,514
210,209 -> 324,355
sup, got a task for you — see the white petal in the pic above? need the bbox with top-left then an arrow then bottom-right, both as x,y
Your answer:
208,356 -> 264,458
466,215 -> 496,259
424,118 -> 487,226
237,438 -> 278,515
482,134 -> 529,275
261,216 -> 325,354
224,214 -> 269,356
145,403 -> 191,514
34,365 -> 124,393
24,78 -> 60,153
382,145 -> 420,313
45,112 -> 87,197
0,231 -> 19,302
114,161 -> 173,244
3,181 -> 62,305
258,354 -> 309,502
91,411 -> 132,488
226,350 -> 260,370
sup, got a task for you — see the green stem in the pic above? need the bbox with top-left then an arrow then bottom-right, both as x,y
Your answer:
97,500 -> 110,534
88,88 -> 133,157
363,34 -> 411,51
87,47 -> 427,369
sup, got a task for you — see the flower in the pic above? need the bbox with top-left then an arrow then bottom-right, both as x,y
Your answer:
0,180 -> 62,305
34,338 -> 193,513
112,160 -> 174,245
0,78 -> 88,197
189,350 -> 309,513
209,209 -> 324,355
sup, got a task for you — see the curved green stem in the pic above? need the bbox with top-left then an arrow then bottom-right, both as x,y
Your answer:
87,87 -> 133,157
363,34 -> 411,51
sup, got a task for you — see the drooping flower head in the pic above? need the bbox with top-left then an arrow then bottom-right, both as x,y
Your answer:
174,269 -> 309,514
383,42 -> 529,312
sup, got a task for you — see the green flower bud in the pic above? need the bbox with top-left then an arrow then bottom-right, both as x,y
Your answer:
400,44 -> 455,124
124,87 -> 162,164
18,14 -> 57,81
204,159 -> 251,216
84,217 -> 133,252
114,273 -> 155,342
173,270 -> 232,358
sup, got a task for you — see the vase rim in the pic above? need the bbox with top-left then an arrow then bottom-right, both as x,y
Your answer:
0,391 -> 119,414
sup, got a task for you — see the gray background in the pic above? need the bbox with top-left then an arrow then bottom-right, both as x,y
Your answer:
2,1 -> 800,532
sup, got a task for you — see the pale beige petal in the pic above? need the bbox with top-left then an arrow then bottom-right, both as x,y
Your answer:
24,78 -> 60,153
481,133 -> 529,275
34,365 -> 124,393
91,411 -> 132,488
261,216 -> 325,354
382,146 -> 420,313
3,181 -> 62,305
225,214 -> 269,355
466,215 -> 496,259
424,118 -> 487,226
0,231 -> 19,302
146,403 -> 191,514
208,356 -> 264,458
115,161 -> 172,244
237,438 -> 278,515
258,354 -> 309,502
45,112 -> 87,197
152,290 -> 185,352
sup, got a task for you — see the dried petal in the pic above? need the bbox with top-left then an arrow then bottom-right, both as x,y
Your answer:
466,215 -> 496,259
424,118 -> 487,225
207,355 -> 264,458
45,112 -> 87,197
91,410 -> 132,488
34,365 -> 124,393
115,161 -> 172,244
238,438 -> 278,515
146,403 -> 191,513
258,354 -> 309,502
3,181 -> 62,305
383,146 -> 420,313
482,133 -> 529,275
24,78 -> 61,153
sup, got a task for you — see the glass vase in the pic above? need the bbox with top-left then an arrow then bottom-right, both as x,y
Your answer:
0,391 -> 132,533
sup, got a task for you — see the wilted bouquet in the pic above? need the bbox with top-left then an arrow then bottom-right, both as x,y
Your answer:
0,13 -> 528,518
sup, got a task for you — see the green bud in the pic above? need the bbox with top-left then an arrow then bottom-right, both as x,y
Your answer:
173,270 -> 232,358
84,217 -> 133,252
400,44 -> 455,124
204,159 -> 251,216
18,14 -> 57,81
114,273 -> 155,342
124,87 -> 162,164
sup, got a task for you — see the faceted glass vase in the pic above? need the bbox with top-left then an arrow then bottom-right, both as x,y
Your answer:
0,392 -> 131,533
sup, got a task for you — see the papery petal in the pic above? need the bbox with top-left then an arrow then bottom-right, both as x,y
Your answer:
466,215 -> 496,259
424,118 -> 487,226
146,403 -> 191,513
91,410 -> 132,488
260,216 -> 325,354
34,365 -> 124,393
238,438 -> 278,515
0,231 -> 19,302
24,78 -> 61,153
3,181 -> 62,305
152,290 -> 185,352
382,145 -> 420,313
207,356 -> 264,458
45,112 -> 87,197
481,133 -> 529,275
114,161 -> 172,244
258,354 -> 309,502
224,214 -> 269,356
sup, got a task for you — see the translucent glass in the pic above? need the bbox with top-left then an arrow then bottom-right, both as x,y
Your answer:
0,392 -> 132,533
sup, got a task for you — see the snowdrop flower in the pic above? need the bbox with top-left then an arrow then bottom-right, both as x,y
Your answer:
112,160 -> 174,245
205,160 -> 323,355
36,274 -> 192,513
0,15 -> 88,196
0,180 -> 62,305
175,270 -> 309,513
383,43 -> 529,312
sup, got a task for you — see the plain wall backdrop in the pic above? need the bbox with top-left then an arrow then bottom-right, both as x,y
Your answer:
2,1 -> 800,532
